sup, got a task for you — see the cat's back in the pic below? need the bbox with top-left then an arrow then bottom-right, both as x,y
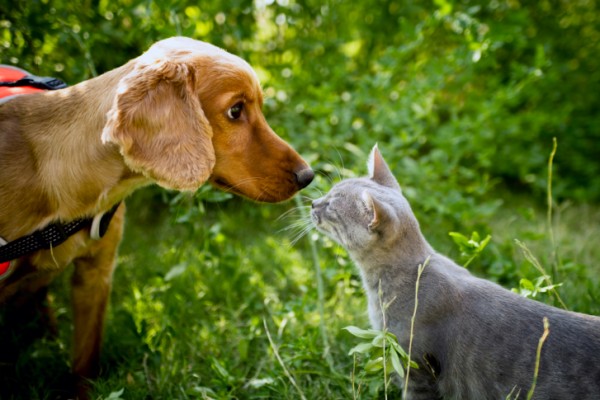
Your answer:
440,274 -> 600,399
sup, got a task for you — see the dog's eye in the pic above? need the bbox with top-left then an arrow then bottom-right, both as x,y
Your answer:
227,102 -> 244,120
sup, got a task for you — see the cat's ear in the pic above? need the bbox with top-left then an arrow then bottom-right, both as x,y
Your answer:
368,144 -> 401,191
362,191 -> 386,231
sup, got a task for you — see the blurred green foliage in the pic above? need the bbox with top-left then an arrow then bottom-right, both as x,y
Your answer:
2,0 -> 600,204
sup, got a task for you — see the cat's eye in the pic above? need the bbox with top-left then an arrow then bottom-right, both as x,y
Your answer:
227,102 -> 244,120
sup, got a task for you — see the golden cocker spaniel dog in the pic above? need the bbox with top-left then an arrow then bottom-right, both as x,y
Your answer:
0,37 -> 313,394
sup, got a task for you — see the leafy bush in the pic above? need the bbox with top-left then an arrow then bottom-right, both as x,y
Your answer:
2,0 -> 599,202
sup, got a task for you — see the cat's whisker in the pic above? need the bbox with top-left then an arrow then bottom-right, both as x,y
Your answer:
289,224 -> 315,247
277,211 -> 313,239
276,211 -> 316,246
279,218 -> 313,232
320,170 -> 335,185
315,188 -> 325,197
288,225 -> 306,240
276,205 -> 311,222
300,194 -> 315,202
334,147 -> 345,181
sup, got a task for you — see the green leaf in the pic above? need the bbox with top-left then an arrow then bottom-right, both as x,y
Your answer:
348,342 -> 374,356
385,331 -> 399,342
390,348 -> 405,378
449,232 -> 469,249
164,263 -> 187,281
365,357 -> 384,373
211,358 -> 233,383
538,283 -> 563,293
343,326 -> 379,339
371,333 -> 385,348
103,389 -> 125,400
389,341 -> 409,358
479,234 -> 492,251
520,278 -> 535,291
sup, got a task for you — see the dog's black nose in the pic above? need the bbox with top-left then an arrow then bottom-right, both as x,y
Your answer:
295,168 -> 314,189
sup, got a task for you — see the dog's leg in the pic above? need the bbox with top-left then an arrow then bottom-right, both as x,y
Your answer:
0,274 -> 57,363
70,204 -> 125,397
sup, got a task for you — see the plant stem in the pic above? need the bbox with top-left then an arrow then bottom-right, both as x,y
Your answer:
263,317 -> 307,400
403,255 -> 430,399
526,317 -> 550,400
547,137 -> 559,280
378,280 -> 389,400
295,196 -> 333,366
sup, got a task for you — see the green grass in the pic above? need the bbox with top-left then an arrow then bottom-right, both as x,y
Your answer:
1,182 -> 599,399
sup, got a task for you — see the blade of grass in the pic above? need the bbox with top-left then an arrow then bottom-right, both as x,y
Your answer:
294,196 -> 334,366
547,137 -> 560,280
403,255 -> 430,399
526,317 -> 550,400
377,281 -> 389,400
263,317 -> 307,400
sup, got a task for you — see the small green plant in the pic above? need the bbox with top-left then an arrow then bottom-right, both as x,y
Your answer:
515,239 -> 568,310
512,276 -> 563,299
345,278 -> 418,398
449,231 -> 492,267
344,325 -> 418,381
510,139 -> 567,306
102,389 -> 125,400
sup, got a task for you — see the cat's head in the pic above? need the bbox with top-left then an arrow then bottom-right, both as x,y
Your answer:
311,145 -> 419,252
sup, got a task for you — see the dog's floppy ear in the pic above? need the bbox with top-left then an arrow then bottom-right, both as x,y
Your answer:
102,60 -> 214,191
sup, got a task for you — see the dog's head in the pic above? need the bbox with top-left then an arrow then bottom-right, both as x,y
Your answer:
102,37 -> 313,202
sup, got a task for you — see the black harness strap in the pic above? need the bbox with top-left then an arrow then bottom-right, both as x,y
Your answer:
0,203 -> 121,264
0,75 -> 67,90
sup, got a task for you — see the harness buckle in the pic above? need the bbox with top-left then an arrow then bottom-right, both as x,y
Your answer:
90,213 -> 105,240
90,203 -> 121,240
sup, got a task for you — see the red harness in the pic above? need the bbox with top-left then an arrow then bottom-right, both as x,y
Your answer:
0,241 -> 9,277
0,65 -> 67,279
0,66 -> 45,277
0,67 -> 121,281
0,66 -> 46,99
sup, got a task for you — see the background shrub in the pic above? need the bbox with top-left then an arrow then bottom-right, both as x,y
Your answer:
1,1 -> 599,398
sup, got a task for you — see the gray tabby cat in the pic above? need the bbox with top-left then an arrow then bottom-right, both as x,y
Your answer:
311,145 -> 600,399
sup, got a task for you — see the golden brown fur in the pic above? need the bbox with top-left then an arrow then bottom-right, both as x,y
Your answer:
0,37 -> 312,395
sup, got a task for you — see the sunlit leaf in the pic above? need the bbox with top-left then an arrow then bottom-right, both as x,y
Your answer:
390,349 -> 405,378
343,326 -> 379,339
348,342 -> 374,356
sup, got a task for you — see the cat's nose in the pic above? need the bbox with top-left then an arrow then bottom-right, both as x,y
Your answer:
312,199 -> 328,209
311,199 -> 323,224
